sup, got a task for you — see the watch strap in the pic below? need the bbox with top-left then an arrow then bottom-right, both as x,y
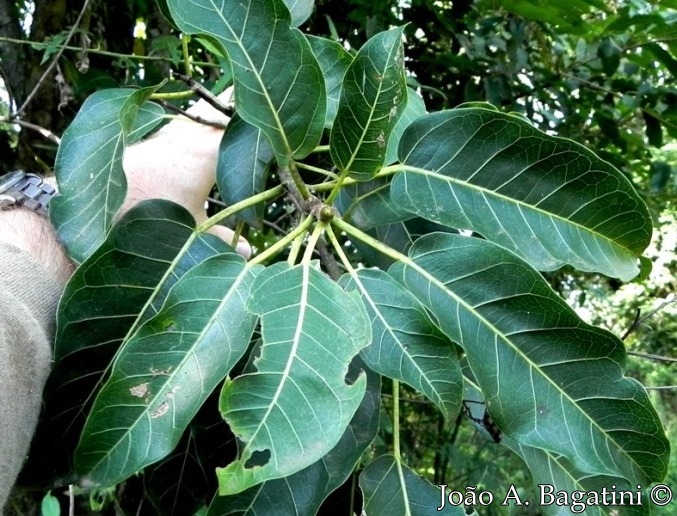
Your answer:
0,171 -> 56,217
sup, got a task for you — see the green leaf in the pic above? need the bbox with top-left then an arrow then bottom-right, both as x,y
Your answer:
359,455 -> 464,515
390,233 -> 669,484
216,114 -> 275,228
352,219 -> 454,270
339,269 -> 462,419
337,177 -> 412,229
207,359 -> 380,515
644,42 -> 677,79
643,110 -> 663,147
50,87 -> 164,263
28,200 -> 229,485
217,262 -> 370,495
393,108 -> 653,280
307,35 -> 353,128
385,87 -> 426,166
598,38 -> 621,75
504,440 -> 651,516
75,254 -> 260,487
40,491 -> 61,516
167,0 -> 326,165
282,0 -> 314,27
330,26 -> 407,179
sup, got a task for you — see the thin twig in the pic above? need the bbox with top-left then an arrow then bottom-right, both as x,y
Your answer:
13,0 -> 93,117
621,308 -> 641,341
0,117 -> 61,144
627,351 -> 677,363
173,72 -> 234,116
622,296 -> 676,341
0,35 -> 220,67
153,98 -> 228,129
644,385 -> 677,391
68,484 -> 74,516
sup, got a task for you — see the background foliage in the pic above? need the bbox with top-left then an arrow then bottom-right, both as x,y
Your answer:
1,0 -> 676,515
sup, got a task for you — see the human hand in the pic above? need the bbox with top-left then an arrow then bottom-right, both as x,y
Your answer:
122,90 -> 251,257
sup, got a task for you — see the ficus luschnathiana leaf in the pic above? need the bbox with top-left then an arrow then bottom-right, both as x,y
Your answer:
166,0 -> 326,165
330,26 -> 408,179
75,254 -> 260,487
27,200 -> 230,485
337,176 -> 412,229
217,114 -> 275,228
207,360 -> 380,515
281,0 -> 314,27
335,89 -> 424,228
339,269 -> 462,420
217,262 -> 371,495
503,440 -> 651,516
50,87 -> 164,263
306,35 -> 353,128
389,233 -> 669,485
360,455 -> 464,515
392,108 -> 653,280
384,87 -> 426,166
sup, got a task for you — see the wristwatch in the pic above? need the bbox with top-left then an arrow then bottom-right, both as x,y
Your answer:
0,170 -> 56,217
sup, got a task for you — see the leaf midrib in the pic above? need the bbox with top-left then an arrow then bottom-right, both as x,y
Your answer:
397,164 -> 634,256
339,34 -> 402,173
210,0 -> 295,160
400,249 -> 639,478
81,260 -> 251,475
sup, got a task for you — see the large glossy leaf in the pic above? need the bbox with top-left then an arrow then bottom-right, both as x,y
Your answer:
282,0 -> 314,27
306,35 -> 353,128
217,114 -> 275,228
349,219 -> 455,271
339,269 -> 462,419
504,440 -> 650,516
385,87 -> 426,166
207,359 -> 380,515
26,200 -> 230,485
360,455 -> 464,515
392,108 -> 653,280
167,0 -> 326,165
50,87 -> 164,263
337,177 -> 412,229
217,262 -> 370,494
390,233 -> 669,485
75,254 -> 260,487
330,27 -> 407,179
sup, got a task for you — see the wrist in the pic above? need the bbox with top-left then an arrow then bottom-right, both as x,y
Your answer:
0,209 -> 73,286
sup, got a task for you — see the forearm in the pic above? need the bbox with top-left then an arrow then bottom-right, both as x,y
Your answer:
0,209 -> 73,287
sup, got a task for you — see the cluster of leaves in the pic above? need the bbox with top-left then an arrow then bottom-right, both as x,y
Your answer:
312,1 -> 677,199
24,0 -> 670,514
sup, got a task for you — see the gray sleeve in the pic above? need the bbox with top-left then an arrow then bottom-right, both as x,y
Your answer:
0,244 -> 62,510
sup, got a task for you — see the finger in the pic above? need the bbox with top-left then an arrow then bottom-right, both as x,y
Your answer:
207,224 -> 252,259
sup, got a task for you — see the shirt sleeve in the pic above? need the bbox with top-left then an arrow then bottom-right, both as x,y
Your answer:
0,243 -> 62,509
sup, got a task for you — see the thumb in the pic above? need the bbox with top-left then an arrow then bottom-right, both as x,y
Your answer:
207,224 -> 252,259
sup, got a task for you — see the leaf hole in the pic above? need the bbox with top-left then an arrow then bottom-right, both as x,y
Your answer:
244,449 -> 270,469
344,357 -> 363,386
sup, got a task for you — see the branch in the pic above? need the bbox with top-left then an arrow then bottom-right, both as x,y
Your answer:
173,72 -> 234,117
0,35 -> 220,67
0,117 -> 61,144
12,0 -> 93,117
153,98 -> 228,129
627,351 -> 677,363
